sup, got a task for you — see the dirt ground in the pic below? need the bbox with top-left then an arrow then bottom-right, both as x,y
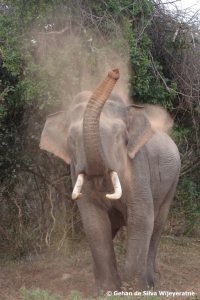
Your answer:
0,236 -> 200,300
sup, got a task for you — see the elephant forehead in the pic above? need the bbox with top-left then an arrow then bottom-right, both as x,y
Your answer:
68,103 -> 87,121
69,118 -> 125,136
103,101 -> 127,119
100,115 -> 126,134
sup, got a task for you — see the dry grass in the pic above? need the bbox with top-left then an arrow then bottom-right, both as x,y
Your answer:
0,236 -> 200,300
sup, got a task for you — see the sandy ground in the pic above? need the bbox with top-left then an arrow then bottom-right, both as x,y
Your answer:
0,236 -> 199,300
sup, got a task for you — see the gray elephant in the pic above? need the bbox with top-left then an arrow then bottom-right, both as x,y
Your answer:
40,69 -> 180,292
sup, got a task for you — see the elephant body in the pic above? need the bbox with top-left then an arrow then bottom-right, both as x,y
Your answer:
40,70 -> 180,293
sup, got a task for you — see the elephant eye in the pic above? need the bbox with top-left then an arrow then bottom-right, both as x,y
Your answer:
68,135 -> 75,150
68,125 -> 78,144
123,130 -> 128,146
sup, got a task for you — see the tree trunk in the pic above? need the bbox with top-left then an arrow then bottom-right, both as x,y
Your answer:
83,69 -> 119,176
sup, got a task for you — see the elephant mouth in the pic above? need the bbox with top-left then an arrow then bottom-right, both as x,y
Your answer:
72,171 -> 122,201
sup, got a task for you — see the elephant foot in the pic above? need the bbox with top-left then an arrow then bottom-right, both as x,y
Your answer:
146,262 -> 160,288
146,271 -> 155,289
146,258 -> 161,289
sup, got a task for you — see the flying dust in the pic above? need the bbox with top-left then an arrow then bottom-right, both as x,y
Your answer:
29,20 -> 131,111
28,16 -> 173,132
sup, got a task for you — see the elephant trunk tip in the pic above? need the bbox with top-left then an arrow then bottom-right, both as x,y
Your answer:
108,69 -> 120,80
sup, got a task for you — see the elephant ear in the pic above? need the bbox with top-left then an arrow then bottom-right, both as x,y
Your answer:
126,106 -> 154,159
40,111 -> 71,164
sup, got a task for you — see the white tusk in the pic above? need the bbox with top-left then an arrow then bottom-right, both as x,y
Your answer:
72,174 -> 84,200
106,171 -> 122,200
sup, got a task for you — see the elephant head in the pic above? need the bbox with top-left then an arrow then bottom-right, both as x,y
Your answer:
40,69 -> 172,201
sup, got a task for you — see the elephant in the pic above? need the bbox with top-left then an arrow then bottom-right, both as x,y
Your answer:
40,69 -> 181,293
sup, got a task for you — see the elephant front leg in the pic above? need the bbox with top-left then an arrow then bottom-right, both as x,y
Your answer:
146,178 -> 179,287
78,200 -> 121,294
124,201 -> 154,290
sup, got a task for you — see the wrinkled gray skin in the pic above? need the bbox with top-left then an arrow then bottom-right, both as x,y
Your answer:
40,91 -> 180,293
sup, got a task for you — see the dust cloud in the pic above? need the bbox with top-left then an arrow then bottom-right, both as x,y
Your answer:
143,104 -> 174,133
28,14 -> 173,133
30,24 -> 131,110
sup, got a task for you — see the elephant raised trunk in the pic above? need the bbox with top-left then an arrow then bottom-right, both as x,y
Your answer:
72,69 -> 122,201
83,69 -> 120,176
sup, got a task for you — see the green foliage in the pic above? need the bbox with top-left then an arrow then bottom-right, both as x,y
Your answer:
171,123 -> 200,235
176,177 -> 200,235
69,291 -> 85,300
20,287 -> 62,300
124,0 -> 177,107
